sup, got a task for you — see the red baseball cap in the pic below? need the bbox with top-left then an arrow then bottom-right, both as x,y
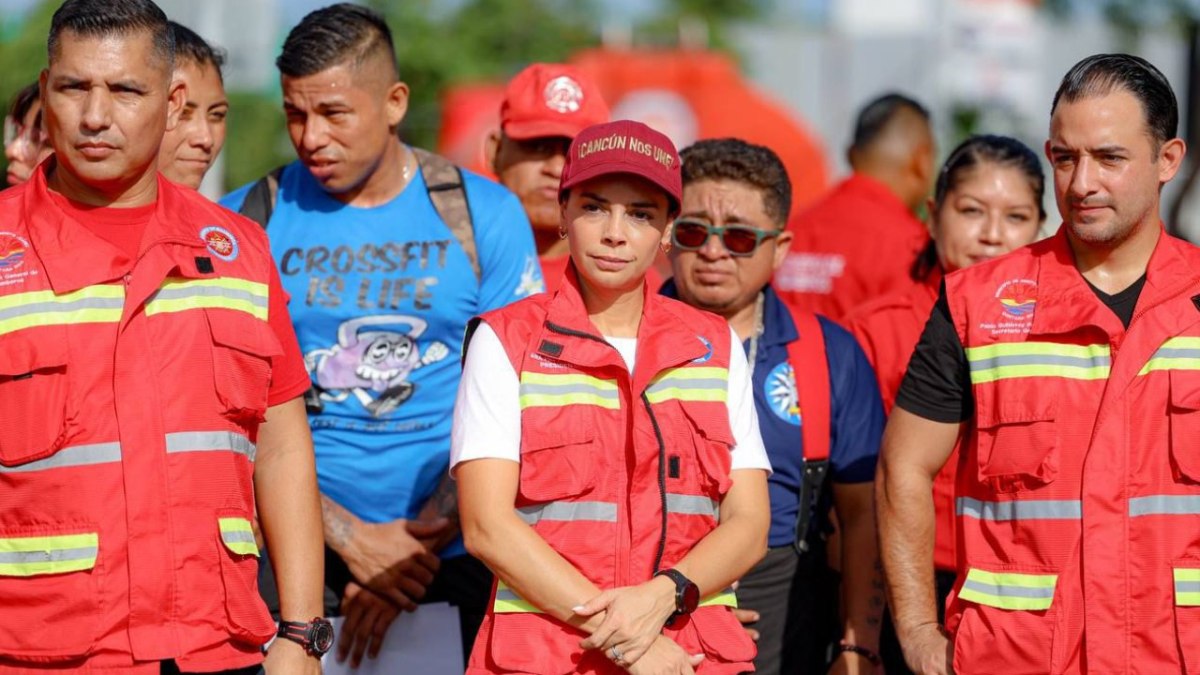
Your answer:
560,120 -> 682,207
500,63 -> 610,141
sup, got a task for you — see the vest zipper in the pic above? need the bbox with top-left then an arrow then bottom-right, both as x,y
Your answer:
641,393 -> 669,574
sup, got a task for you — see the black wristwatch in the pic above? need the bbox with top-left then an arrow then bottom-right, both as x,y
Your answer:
654,568 -> 700,626
277,617 -> 334,657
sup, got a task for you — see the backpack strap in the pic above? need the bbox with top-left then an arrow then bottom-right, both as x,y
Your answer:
786,310 -> 832,554
237,166 -> 285,229
412,147 -> 480,283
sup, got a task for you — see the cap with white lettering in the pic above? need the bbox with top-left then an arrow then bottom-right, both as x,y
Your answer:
559,120 -> 682,208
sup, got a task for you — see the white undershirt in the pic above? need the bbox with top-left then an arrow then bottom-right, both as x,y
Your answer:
450,324 -> 771,472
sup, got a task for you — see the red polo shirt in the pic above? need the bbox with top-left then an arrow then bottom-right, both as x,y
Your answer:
774,174 -> 928,322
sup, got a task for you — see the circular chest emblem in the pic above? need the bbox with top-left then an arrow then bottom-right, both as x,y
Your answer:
0,232 -> 29,271
692,335 -> 713,363
200,225 -> 239,262
765,361 -> 800,426
543,75 -> 584,113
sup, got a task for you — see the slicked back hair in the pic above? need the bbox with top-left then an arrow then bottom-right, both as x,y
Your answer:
48,0 -> 173,71
277,3 -> 397,80
1051,53 -> 1178,152
680,138 -> 793,228
170,21 -> 225,83
850,92 -> 930,152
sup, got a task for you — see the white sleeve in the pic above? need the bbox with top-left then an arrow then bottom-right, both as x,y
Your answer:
450,322 -> 521,472
727,326 -> 772,472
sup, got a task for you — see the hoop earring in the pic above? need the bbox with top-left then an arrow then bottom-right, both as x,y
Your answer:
558,227 -> 568,240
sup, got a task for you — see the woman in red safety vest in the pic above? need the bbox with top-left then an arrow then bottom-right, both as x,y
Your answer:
845,135 -> 1044,668
451,119 -> 772,675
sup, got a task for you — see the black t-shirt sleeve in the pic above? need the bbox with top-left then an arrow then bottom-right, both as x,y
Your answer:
894,281 -> 973,423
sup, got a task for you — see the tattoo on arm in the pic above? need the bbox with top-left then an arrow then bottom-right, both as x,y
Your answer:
868,559 -> 887,628
428,473 -> 460,525
321,494 -> 356,551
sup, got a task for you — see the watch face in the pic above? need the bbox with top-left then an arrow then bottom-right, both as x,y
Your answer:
310,620 -> 335,654
681,582 -> 700,614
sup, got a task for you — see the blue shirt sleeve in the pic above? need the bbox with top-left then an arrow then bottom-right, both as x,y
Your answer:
217,181 -> 254,212
823,316 -> 885,483
463,172 -> 545,312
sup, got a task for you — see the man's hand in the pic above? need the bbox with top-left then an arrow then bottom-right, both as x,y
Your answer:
336,581 -> 400,669
576,576 -> 678,666
342,518 -> 449,611
731,607 -> 760,642
901,623 -> 954,675
624,635 -> 704,675
264,634 -> 321,675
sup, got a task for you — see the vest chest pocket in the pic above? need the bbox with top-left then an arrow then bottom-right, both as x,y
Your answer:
974,399 -> 1058,493
1169,372 -> 1200,484
517,428 -> 602,507
0,333 -> 73,468
206,311 -> 282,423
679,405 -> 736,498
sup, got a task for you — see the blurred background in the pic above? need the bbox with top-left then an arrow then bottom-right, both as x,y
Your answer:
3,0 -> 1200,237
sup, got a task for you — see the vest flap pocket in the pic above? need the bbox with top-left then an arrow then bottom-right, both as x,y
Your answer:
0,332 -> 71,467
1173,562 -> 1200,673
207,310 -> 281,422
0,527 -> 102,660
215,514 -> 275,644
957,566 -> 1057,611
518,428 -> 599,503
685,604 -> 758,664
1169,372 -> 1200,483
681,405 -> 735,496
974,398 -> 1058,492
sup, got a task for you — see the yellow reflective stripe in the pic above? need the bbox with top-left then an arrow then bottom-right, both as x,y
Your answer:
145,278 -> 269,321
493,581 -> 542,613
966,342 -> 1110,384
1175,568 -> 1200,606
645,367 -> 729,404
0,285 -> 124,337
0,533 -> 98,576
699,589 -> 738,608
957,568 -> 1057,611
518,371 -> 620,410
218,517 -> 259,557
1140,337 -> 1200,374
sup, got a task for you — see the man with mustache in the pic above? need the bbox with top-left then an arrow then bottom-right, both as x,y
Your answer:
879,54 -> 1200,674
0,0 -> 325,673
221,3 -> 543,668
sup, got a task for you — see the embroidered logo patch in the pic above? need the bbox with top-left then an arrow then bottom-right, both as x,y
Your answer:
200,225 -> 238,262
765,362 -> 801,426
997,279 -> 1037,318
0,232 -> 28,272
543,76 -> 584,113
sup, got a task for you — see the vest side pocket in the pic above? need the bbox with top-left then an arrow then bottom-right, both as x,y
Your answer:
951,564 -> 1058,674
1173,562 -> 1200,673
0,332 -> 72,467
974,398 -> 1058,493
215,513 -> 276,645
0,525 -> 102,660
1169,372 -> 1200,484
206,311 -> 282,424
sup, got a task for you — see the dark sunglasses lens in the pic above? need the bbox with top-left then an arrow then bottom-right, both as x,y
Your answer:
674,222 -> 710,248
722,228 -> 761,254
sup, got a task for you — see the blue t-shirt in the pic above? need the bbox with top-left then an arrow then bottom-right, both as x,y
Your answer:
661,282 -> 884,548
222,158 -> 544,557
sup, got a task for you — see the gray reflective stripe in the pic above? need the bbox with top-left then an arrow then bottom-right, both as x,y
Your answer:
149,285 -> 268,308
0,296 -> 123,323
968,353 -> 1111,371
956,497 -> 1082,521
165,431 -> 256,461
0,442 -> 122,473
0,546 -> 97,564
1129,495 -> 1200,517
666,493 -> 719,518
646,378 -> 728,393
1177,581 -> 1200,593
220,530 -> 256,545
960,578 -> 1056,599
518,382 -> 619,400
516,501 -> 617,525
1152,347 -> 1200,359
495,588 -> 521,602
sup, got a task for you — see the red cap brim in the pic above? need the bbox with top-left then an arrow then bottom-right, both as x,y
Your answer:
503,118 -> 592,141
559,159 -> 681,207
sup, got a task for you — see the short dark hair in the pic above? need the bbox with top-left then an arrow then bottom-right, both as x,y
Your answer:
169,21 -> 225,82
680,138 -> 792,228
912,134 -> 1047,280
48,0 -> 173,70
1051,53 -> 1178,151
8,82 -> 39,123
277,3 -> 397,79
851,92 -> 930,151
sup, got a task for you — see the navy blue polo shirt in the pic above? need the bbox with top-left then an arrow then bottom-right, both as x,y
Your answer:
662,282 -> 884,547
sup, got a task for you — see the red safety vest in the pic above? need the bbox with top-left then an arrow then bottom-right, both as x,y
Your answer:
0,168 -> 280,672
945,227 -> 1200,674
466,267 -> 756,675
